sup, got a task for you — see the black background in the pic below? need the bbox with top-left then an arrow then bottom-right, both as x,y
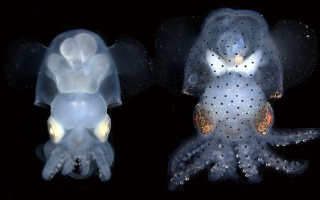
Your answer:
3,1 -> 320,198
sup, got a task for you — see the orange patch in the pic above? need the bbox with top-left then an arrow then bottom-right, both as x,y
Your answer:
255,102 -> 273,134
193,104 -> 214,135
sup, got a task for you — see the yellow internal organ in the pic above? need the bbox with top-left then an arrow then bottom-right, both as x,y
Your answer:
255,102 -> 273,135
94,115 -> 111,142
47,116 -> 65,143
193,104 -> 214,135
233,55 -> 243,63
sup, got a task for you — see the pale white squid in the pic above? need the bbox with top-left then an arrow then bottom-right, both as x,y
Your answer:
5,29 -> 152,181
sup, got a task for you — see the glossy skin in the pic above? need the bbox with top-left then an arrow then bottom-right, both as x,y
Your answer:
33,30 -> 121,181
5,29 -> 152,181
155,8 -> 320,190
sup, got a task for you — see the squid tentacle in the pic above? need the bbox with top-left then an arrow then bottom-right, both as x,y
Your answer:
263,128 -> 320,147
168,155 -> 214,191
259,146 -> 309,174
60,153 -> 74,176
42,146 -> 65,180
169,135 -> 212,173
91,145 -> 112,181
207,147 -> 238,182
168,136 -> 218,191
235,143 -> 262,183
79,155 -> 91,176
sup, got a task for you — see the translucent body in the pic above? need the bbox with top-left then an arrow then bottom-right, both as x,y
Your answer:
6,29 -> 152,181
35,30 -> 120,181
155,8 -> 320,190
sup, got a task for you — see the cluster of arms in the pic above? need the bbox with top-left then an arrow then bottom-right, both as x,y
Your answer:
5,8 -> 319,191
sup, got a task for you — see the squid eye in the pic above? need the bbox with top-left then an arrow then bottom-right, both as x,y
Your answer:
193,103 -> 215,135
94,114 -> 111,142
254,102 -> 274,135
47,116 -> 65,143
